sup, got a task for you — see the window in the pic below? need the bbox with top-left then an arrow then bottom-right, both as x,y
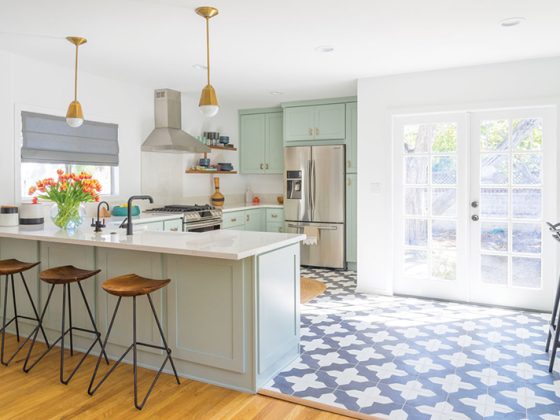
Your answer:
21,163 -> 117,199
20,111 -> 119,200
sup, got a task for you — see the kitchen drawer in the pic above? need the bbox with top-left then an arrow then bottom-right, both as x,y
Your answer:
266,221 -> 284,233
266,208 -> 284,223
222,211 -> 245,229
143,221 -> 164,231
163,218 -> 183,232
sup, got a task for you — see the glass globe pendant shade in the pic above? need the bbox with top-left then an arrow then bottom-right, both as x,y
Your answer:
198,84 -> 219,117
66,100 -> 84,128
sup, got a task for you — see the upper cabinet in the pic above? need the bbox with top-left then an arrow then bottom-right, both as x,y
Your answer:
346,102 -> 357,173
239,109 -> 283,174
284,103 -> 345,143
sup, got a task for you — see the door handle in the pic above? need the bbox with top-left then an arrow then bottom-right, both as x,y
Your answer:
472,215 -> 479,221
312,160 -> 316,219
471,201 -> 479,208
287,223 -> 337,231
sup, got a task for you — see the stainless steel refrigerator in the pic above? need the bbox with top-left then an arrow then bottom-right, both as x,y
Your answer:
284,145 -> 345,269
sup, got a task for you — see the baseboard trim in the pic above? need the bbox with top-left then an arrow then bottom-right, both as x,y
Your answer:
258,388 -> 378,419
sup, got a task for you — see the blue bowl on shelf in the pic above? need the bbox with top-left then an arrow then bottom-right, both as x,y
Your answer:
219,136 -> 229,145
199,158 -> 210,167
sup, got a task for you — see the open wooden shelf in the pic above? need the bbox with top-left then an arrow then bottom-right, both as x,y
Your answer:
208,145 -> 237,151
186,169 -> 238,175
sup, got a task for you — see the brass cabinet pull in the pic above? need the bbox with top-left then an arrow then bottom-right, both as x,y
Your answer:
347,160 -> 351,167
260,163 -> 264,170
308,128 -> 313,136
265,163 -> 269,169
271,214 -> 278,218
347,178 -> 351,186
315,127 -> 320,135
171,227 -> 178,232
246,214 -> 250,222
231,218 -> 237,222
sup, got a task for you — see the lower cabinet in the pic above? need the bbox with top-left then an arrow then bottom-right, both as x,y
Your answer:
346,174 -> 357,266
223,208 -> 284,233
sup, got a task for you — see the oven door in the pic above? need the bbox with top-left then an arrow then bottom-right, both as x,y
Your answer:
184,220 -> 222,232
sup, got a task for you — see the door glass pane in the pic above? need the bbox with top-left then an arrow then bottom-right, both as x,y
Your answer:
512,257 -> 541,288
480,120 -> 508,151
481,222 -> 508,252
432,220 -> 456,248
432,156 -> 456,184
512,223 -> 541,254
431,123 -> 457,152
432,188 -> 456,217
432,250 -> 456,281
404,124 -> 428,153
480,188 -> 508,218
481,255 -> 508,285
405,188 -> 428,216
405,250 -> 428,278
405,219 -> 427,246
481,154 -> 508,184
405,157 -> 429,184
512,188 -> 541,219
513,118 -> 542,151
512,154 -> 541,185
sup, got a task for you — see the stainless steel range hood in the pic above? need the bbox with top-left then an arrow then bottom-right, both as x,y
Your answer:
142,89 -> 210,153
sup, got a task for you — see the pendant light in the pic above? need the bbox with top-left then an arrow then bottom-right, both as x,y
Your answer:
65,36 -> 87,128
196,6 -> 219,118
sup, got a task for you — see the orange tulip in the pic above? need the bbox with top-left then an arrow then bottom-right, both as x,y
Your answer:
57,169 -> 64,176
28,186 -> 36,195
32,197 -> 38,204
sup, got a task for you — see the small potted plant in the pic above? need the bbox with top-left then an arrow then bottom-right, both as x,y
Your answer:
28,169 -> 102,231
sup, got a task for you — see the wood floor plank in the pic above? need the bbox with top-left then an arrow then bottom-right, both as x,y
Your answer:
0,334 -> 354,419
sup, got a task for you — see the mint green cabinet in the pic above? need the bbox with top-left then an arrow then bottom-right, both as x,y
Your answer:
245,209 -> 265,231
284,104 -> 345,143
240,111 -> 283,174
346,102 -> 357,173
222,210 -> 245,229
346,174 -> 357,265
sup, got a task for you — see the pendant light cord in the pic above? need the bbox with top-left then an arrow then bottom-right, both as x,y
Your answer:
206,17 -> 211,86
74,44 -> 79,102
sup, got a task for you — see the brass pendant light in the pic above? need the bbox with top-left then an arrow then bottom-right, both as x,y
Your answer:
196,6 -> 219,118
65,36 -> 87,128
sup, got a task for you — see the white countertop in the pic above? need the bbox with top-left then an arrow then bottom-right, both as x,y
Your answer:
221,204 -> 284,213
0,226 -> 304,260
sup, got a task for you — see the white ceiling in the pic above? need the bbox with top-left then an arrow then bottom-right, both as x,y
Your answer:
0,0 -> 559,107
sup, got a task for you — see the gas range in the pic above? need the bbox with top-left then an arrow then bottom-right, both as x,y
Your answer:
145,204 -> 222,232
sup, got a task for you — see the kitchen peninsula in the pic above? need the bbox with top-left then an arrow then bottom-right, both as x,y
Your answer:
0,226 -> 305,393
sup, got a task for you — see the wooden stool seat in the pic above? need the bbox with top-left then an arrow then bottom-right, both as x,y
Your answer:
40,265 -> 100,284
102,274 -> 170,297
0,259 -> 39,275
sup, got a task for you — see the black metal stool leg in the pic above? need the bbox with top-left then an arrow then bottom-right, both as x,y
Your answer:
147,294 -> 180,384
133,296 -> 139,409
23,284 -> 55,372
546,274 -> 560,352
77,282 -> 109,364
19,272 -> 49,347
10,275 -> 19,342
550,303 -> 560,372
60,283 -> 67,384
1,275 -> 9,365
68,283 -> 73,356
88,297 -> 125,395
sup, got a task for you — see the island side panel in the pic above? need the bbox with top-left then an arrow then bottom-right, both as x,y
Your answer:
0,238 -> 41,335
96,247 -> 166,355
255,243 -> 300,389
166,254 -> 254,392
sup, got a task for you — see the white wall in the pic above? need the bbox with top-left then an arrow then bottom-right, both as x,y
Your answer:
0,51 -> 153,205
357,57 -> 560,294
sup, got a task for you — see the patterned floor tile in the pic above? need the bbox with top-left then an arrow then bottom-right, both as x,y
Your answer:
260,268 -> 558,419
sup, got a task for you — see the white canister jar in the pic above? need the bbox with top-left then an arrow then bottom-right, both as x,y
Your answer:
0,206 -> 19,227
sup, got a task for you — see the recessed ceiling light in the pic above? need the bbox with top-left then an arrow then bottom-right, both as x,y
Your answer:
315,45 -> 334,53
270,91 -> 284,96
192,64 -> 207,71
500,17 -> 526,28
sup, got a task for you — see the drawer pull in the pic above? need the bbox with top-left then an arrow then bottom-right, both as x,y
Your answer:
231,218 -> 237,222
171,227 -> 179,232
271,214 -> 278,218
315,127 -> 319,135
308,128 -> 313,136
260,163 -> 264,170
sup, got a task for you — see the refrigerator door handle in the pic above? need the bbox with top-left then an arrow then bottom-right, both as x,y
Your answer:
287,223 -> 338,231
308,159 -> 313,217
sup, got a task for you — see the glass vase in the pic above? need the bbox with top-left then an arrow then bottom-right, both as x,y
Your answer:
50,203 -> 86,231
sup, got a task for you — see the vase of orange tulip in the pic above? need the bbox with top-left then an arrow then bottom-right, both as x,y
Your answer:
28,169 -> 102,231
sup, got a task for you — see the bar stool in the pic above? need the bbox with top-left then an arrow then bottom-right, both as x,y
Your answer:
0,259 -> 49,365
546,222 -> 560,372
23,265 -> 109,384
88,274 -> 180,410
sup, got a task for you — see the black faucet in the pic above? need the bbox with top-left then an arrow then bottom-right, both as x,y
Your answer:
126,195 -> 154,236
91,201 -> 110,232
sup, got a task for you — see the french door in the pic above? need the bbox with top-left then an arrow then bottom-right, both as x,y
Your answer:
394,107 -> 557,311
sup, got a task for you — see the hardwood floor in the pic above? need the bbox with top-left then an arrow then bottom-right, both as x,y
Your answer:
0,334 -> 352,419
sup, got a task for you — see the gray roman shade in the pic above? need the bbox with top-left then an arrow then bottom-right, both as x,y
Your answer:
21,111 -> 119,166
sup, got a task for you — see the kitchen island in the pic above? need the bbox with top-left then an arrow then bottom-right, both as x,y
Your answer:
0,226 -> 305,393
